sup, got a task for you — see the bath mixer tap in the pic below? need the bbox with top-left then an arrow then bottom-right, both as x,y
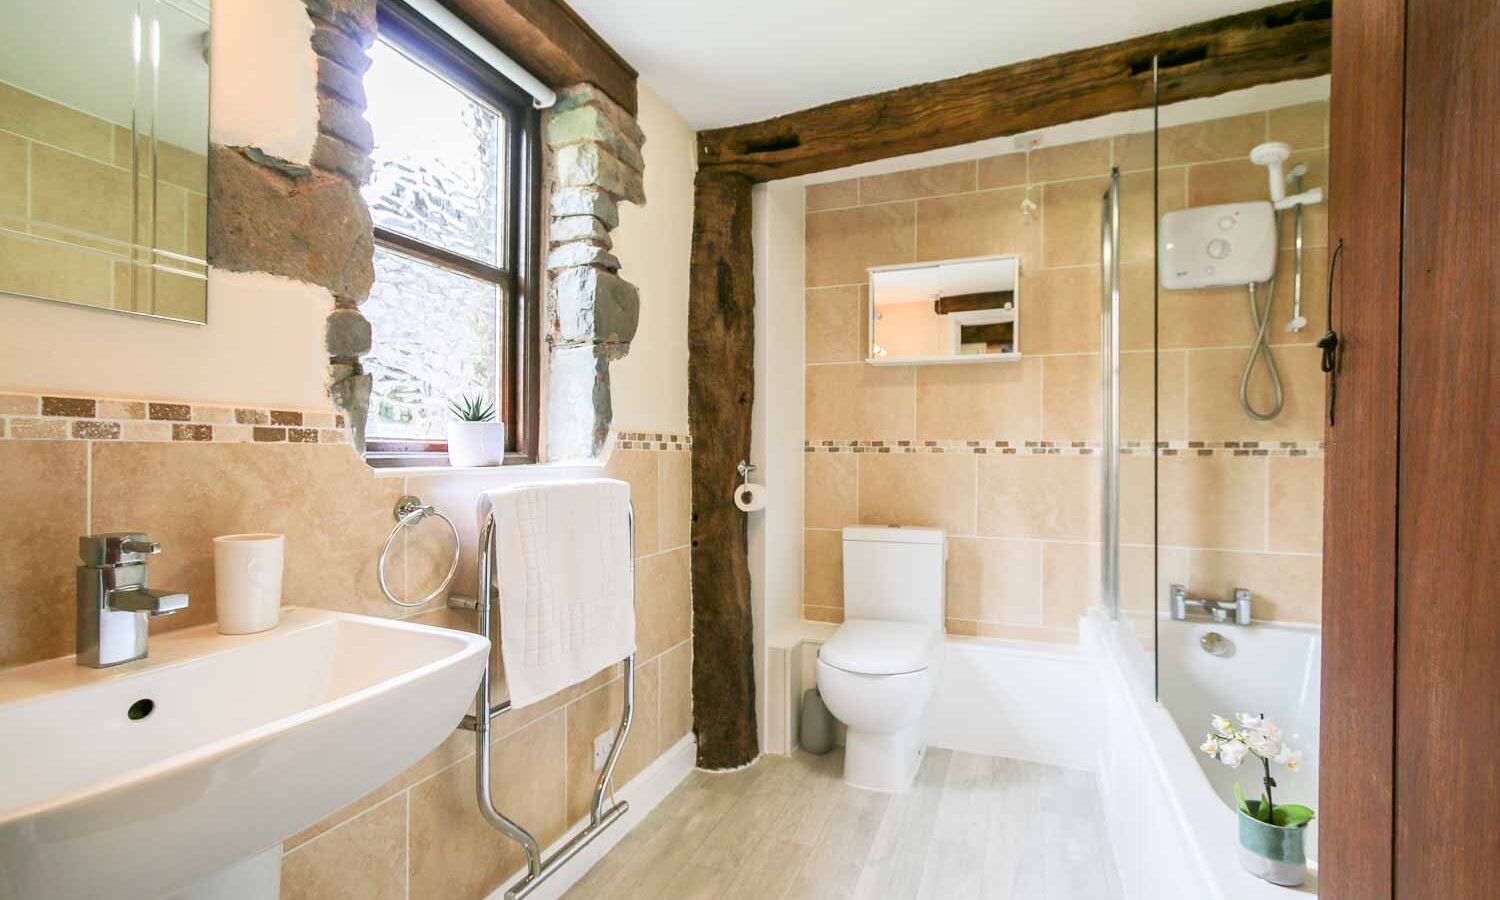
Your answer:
76,533 -> 189,667
1170,584 -> 1252,626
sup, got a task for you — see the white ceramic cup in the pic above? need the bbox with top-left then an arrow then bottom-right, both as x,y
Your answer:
214,533 -> 285,634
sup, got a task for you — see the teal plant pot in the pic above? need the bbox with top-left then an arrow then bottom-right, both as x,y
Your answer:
1237,804 -> 1308,887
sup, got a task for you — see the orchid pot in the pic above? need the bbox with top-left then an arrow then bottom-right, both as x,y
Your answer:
447,394 -> 504,468
1201,712 -> 1315,888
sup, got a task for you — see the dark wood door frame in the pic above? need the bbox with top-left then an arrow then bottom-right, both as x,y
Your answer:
1320,0 -> 1406,896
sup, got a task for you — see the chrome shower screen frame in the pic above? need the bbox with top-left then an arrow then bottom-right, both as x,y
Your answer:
1099,168 -> 1123,620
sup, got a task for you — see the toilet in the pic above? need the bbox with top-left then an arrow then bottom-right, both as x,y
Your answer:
815,526 -> 945,792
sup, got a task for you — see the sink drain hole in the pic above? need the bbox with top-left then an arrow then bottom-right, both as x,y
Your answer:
128,698 -> 155,721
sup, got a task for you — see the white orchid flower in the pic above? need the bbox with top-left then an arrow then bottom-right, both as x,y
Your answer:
1200,736 -> 1221,757
1237,712 -> 1264,728
1276,746 -> 1305,772
1259,719 -> 1283,741
1218,740 -> 1249,768
1210,715 -> 1236,738
1247,731 -> 1282,759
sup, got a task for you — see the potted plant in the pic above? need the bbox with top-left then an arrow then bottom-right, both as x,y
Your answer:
1201,712 -> 1314,887
447,394 -> 505,467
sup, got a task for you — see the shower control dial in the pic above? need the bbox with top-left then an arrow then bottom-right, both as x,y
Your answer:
1207,237 -> 1232,259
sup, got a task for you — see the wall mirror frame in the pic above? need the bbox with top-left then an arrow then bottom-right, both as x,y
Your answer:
866,254 -> 1022,365
0,0 -> 211,324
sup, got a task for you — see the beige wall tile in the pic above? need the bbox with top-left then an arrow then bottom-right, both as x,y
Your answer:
408,712 -> 567,900
1120,544 -> 1189,615
1041,354 -> 1099,442
806,204 -> 915,287
1270,246 -> 1328,344
806,285 -> 864,364
565,669 -> 659,825
659,639 -> 693,752
0,132 -> 25,218
859,161 -> 975,204
658,451 -> 692,551
604,449 -> 660,557
975,622 -> 1076,643
1118,112 -> 1268,169
29,144 -> 133,241
288,728 -> 471,850
1119,454 -> 1156,546
946,537 -> 1041,625
1028,138 -> 1111,182
1190,549 -> 1321,623
915,186 -> 1039,264
804,604 -> 844,624
803,529 -> 843,608
1268,101 -> 1328,150
1041,178 -> 1107,267
977,455 -> 1098,541
804,453 -> 858,529
857,453 -> 977,535
1158,455 -> 1266,550
0,230 -> 115,308
158,141 -> 209,193
1153,249 -> 1327,351
805,179 -> 858,212
282,793 -> 407,900
0,82 -> 115,161
89,443 -> 403,631
0,442 -> 86,668
1185,346 -> 1325,442
977,152 -> 1027,189
1121,351 -> 1186,443
914,357 -> 1040,441
1022,267 -> 1099,355
1118,261 -> 1156,352
635,546 -> 691,661
805,363 -> 915,441
945,617 -> 979,636
1041,541 -> 1101,628
1268,456 -> 1324,553
1119,168 -> 1185,266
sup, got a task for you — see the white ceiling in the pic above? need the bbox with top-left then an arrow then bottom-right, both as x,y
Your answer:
567,0 -> 1273,129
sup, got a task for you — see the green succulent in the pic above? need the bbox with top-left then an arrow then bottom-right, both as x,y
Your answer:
449,393 -> 496,422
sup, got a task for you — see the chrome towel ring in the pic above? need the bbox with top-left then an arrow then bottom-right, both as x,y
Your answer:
378,495 -> 460,608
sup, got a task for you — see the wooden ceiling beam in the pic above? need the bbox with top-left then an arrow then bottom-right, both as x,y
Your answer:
696,0 -> 1331,181
442,0 -> 638,114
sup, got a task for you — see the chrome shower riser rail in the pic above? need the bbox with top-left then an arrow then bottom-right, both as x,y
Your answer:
467,504 -> 637,900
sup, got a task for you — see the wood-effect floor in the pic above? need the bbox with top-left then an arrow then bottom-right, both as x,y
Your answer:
562,748 -> 1124,899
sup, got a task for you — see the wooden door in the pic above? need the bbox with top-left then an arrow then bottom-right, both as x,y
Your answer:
1395,0 -> 1500,895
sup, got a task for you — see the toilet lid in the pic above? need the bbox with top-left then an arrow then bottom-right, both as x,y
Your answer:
819,619 -> 939,676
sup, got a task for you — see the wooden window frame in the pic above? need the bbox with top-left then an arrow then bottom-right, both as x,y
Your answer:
363,0 -> 543,466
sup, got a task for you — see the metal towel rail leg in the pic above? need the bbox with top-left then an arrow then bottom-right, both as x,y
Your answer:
464,503 -> 636,900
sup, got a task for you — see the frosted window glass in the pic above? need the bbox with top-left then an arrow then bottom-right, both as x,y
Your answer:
363,39 -> 504,265
363,246 -> 500,440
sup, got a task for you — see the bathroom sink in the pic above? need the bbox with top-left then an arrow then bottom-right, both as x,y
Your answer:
0,607 -> 488,900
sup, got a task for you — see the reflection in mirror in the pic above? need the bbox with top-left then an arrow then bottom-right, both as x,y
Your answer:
868,255 -> 1019,364
0,0 -> 210,323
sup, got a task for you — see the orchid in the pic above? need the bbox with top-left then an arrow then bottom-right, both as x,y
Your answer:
1205,711 -> 1315,828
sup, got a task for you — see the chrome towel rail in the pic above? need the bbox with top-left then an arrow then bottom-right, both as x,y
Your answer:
466,501 -> 636,900
378,495 -> 460,608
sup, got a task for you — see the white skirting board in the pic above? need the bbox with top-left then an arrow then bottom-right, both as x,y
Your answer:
483,735 -> 698,900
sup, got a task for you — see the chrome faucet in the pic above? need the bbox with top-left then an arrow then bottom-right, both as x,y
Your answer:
1170,584 -> 1252,626
76,533 -> 189,667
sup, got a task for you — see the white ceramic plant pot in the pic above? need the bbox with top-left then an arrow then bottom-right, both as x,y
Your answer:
447,421 -> 505,467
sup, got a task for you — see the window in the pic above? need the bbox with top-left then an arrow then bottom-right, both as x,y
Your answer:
361,0 -> 541,463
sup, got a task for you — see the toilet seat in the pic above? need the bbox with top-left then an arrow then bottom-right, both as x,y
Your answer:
819,618 -> 939,676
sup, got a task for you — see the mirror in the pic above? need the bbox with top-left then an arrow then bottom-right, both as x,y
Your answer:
0,0 -> 211,323
868,255 -> 1020,364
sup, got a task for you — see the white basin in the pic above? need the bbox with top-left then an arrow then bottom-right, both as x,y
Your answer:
0,607 -> 488,900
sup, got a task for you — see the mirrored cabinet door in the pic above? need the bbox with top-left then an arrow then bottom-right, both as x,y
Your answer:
0,0 -> 210,323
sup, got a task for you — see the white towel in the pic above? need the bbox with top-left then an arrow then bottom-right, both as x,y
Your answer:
477,479 -> 635,709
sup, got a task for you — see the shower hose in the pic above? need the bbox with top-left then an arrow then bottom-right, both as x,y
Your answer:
1240,210 -> 1284,421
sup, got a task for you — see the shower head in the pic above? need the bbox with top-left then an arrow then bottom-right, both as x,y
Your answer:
1250,141 -> 1294,204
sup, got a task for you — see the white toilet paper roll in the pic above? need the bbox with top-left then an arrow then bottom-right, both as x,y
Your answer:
733,482 -> 767,512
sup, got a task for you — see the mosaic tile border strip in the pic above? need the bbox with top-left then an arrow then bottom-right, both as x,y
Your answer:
803,438 -> 1325,458
613,430 -> 692,452
0,393 -> 349,445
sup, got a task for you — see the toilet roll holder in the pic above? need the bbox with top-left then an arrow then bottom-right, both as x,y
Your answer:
737,460 -> 756,480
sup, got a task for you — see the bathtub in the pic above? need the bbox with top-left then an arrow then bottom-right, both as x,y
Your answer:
1084,610 -> 1320,898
